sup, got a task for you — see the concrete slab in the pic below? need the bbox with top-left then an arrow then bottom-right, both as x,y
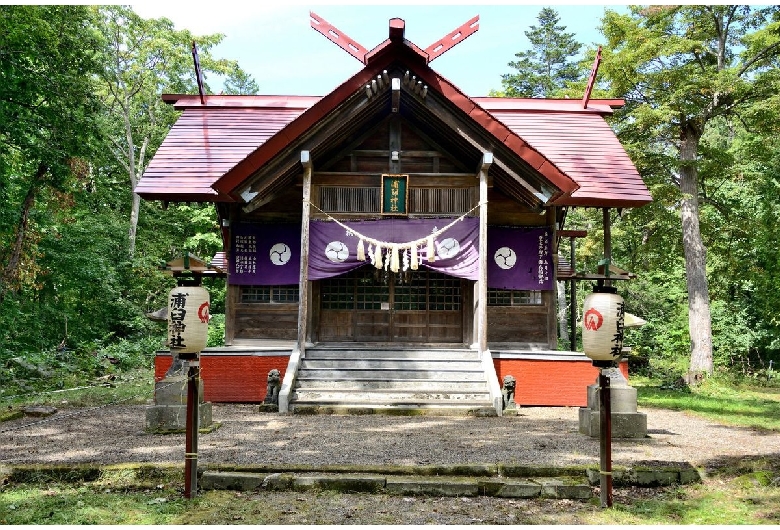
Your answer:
291,475 -> 386,493
384,476 -> 480,497
494,481 -> 542,498
196,463 -> 698,500
535,478 -> 592,499
200,470 -> 265,491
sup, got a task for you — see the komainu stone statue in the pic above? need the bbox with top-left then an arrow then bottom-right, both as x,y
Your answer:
502,374 -> 517,412
264,368 -> 281,405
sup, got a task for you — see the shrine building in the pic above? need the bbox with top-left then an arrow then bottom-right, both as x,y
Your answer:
136,14 -> 652,415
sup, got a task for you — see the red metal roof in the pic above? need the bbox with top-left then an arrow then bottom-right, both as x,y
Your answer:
476,98 -> 652,207
136,18 -> 650,209
137,96 -> 316,202
137,94 -> 650,208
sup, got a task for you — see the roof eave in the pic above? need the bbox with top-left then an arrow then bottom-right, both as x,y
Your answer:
474,97 -> 624,115
551,195 -> 653,209
160,93 -> 321,110
134,189 -> 237,203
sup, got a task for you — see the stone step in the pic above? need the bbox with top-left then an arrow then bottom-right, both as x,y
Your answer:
295,368 -> 486,381
292,389 -> 491,402
305,349 -> 479,361
290,398 -> 495,408
200,470 -> 594,500
289,403 -> 499,416
300,359 -> 482,370
295,379 -> 489,391
291,347 -> 494,415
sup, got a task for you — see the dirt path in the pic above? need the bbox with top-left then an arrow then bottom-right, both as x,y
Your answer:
1,404 -> 778,470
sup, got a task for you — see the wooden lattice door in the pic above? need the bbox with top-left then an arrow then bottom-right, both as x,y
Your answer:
319,267 -> 462,343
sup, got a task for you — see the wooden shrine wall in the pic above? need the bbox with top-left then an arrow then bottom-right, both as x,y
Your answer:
226,121 -> 559,347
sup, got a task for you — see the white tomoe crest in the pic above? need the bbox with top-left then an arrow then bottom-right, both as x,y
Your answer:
436,237 -> 460,259
269,243 -> 291,265
325,240 -> 349,263
494,247 -> 517,270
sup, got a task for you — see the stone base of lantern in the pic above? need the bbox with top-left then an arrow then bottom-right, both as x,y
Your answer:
578,367 -> 647,439
145,403 -> 213,433
145,373 -> 213,433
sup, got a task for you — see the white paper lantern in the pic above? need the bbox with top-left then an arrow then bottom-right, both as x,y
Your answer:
167,286 -> 210,355
582,289 -> 625,362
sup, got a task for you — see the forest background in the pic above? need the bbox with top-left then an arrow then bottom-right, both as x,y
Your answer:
1,4 -> 779,397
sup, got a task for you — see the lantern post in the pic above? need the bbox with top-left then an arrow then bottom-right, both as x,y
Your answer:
167,279 -> 210,499
597,359 -> 613,508
582,280 -> 625,508
184,356 -> 199,499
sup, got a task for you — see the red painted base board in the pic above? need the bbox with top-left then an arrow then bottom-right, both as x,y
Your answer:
493,358 -> 629,407
155,354 -> 288,403
154,354 -> 628,407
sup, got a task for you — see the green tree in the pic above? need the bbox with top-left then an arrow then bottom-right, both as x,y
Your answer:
94,5 -> 251,257
600,5 -> 780,381
499,7 -> 583,98
223,67 -> 260,95
0,5 -> 103,298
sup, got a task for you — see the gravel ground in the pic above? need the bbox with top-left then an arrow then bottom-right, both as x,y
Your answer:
1,403 -> 778,469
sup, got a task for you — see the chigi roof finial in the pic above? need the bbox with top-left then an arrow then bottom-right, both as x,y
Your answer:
309,12 -> 479,65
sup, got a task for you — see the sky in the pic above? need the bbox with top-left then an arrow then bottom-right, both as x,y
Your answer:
130,3 -> 628,97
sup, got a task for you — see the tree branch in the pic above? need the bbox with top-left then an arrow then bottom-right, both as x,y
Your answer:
107,136 -> 131,174
738,41 -> 780,77
699,194 -> 731,220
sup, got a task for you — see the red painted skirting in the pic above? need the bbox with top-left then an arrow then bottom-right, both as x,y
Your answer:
493,358 -> 629,407
155,353 -> 627,407
155,354 -> 288,403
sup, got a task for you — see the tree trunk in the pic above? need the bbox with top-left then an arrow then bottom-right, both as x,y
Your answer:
128,191 -> 140,258
1,163 -> 48,296
122,93 -> 141,259
679,124 -> 713,382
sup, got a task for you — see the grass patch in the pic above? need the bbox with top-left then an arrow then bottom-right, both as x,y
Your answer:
2,463 -> 779,525
585,453 -> 780,525
0,409 -> 24,422
633,375 -> 780,431
0,367 -> 154,413
0,484 -> 188,525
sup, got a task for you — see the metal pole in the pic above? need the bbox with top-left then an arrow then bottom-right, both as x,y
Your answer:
599,368 -> 613,508
184,359 -> 200,499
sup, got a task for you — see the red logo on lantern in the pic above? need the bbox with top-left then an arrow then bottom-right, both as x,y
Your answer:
198,302 -> 210,323
584,308 -> 604,331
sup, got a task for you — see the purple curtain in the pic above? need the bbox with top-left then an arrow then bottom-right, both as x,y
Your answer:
230,220 -> 552,290
230,223 -> 300,285
487,226 -> 553,290
308,217 -> 480,280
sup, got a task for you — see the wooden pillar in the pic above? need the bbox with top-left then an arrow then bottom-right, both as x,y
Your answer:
569,236 -> 577,352
297,151 -> 312,354
477,153 -> 492,352
559,229 -> 588,352
603,207 -> 612,288
224,205 -> 238,346
389,115 -> 401,174
547,207 -> 558,350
